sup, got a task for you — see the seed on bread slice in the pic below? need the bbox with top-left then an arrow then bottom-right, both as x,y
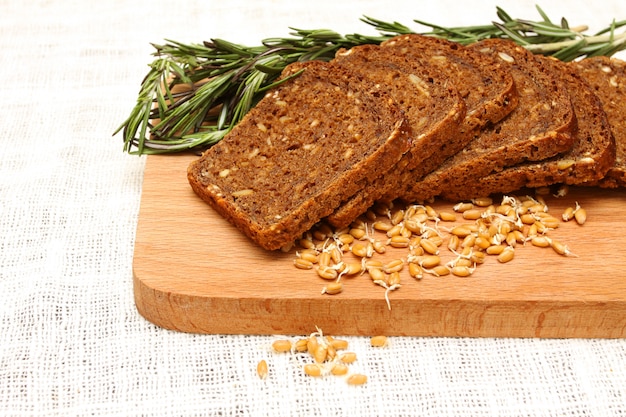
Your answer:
187,60 -> 411,250
325,43 -> 466,228
575,55 -> 626,188
440,55 -> 616,200
399,38 -> 577,204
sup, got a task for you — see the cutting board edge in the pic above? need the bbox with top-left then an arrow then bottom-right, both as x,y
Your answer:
133,266 -> 626,338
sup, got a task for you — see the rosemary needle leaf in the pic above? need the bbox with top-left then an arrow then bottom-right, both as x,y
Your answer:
496,6 -> 514,24
518,20 -> 583,38
360,16 -> 413,36
534,5 -> 552,25
257,69 -> 305,93
493,22 -> 530,45
551,38 -> 588,61
254,63 -> 287,75
595,19 -> 626,36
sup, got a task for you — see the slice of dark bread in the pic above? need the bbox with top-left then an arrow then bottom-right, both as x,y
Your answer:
440,55 -> 615,200
187,60 -> 411,250
325,43 -> 467,227
398,38 -> 577,204
575,56 -> 626,188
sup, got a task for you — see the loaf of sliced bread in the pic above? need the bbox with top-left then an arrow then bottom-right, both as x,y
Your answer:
398,38 -> 577,204
325,43 -> 466,227
440,56 -> 615,200
187,60 -> 411,250
575,56 -> 626,188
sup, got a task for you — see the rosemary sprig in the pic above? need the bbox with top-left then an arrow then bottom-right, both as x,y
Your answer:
114,5 -> 626,155
114,30 -> 389,155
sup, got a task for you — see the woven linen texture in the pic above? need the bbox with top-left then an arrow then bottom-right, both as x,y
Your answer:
1,0 -> 625,415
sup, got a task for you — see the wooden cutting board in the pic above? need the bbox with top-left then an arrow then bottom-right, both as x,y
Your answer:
133,153 -> 626,338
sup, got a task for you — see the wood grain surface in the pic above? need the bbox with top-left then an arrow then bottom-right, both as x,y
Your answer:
133,153 -> 626,337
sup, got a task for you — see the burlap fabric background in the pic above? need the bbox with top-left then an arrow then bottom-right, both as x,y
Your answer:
1,0 -> 625,415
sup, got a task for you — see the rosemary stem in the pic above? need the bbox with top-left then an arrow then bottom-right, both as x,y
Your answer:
525,31 -> 626,53
569,25 -> 589,33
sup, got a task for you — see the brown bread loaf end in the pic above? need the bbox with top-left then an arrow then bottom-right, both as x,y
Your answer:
575,56 -> 626,188
187,60 -> 411,250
